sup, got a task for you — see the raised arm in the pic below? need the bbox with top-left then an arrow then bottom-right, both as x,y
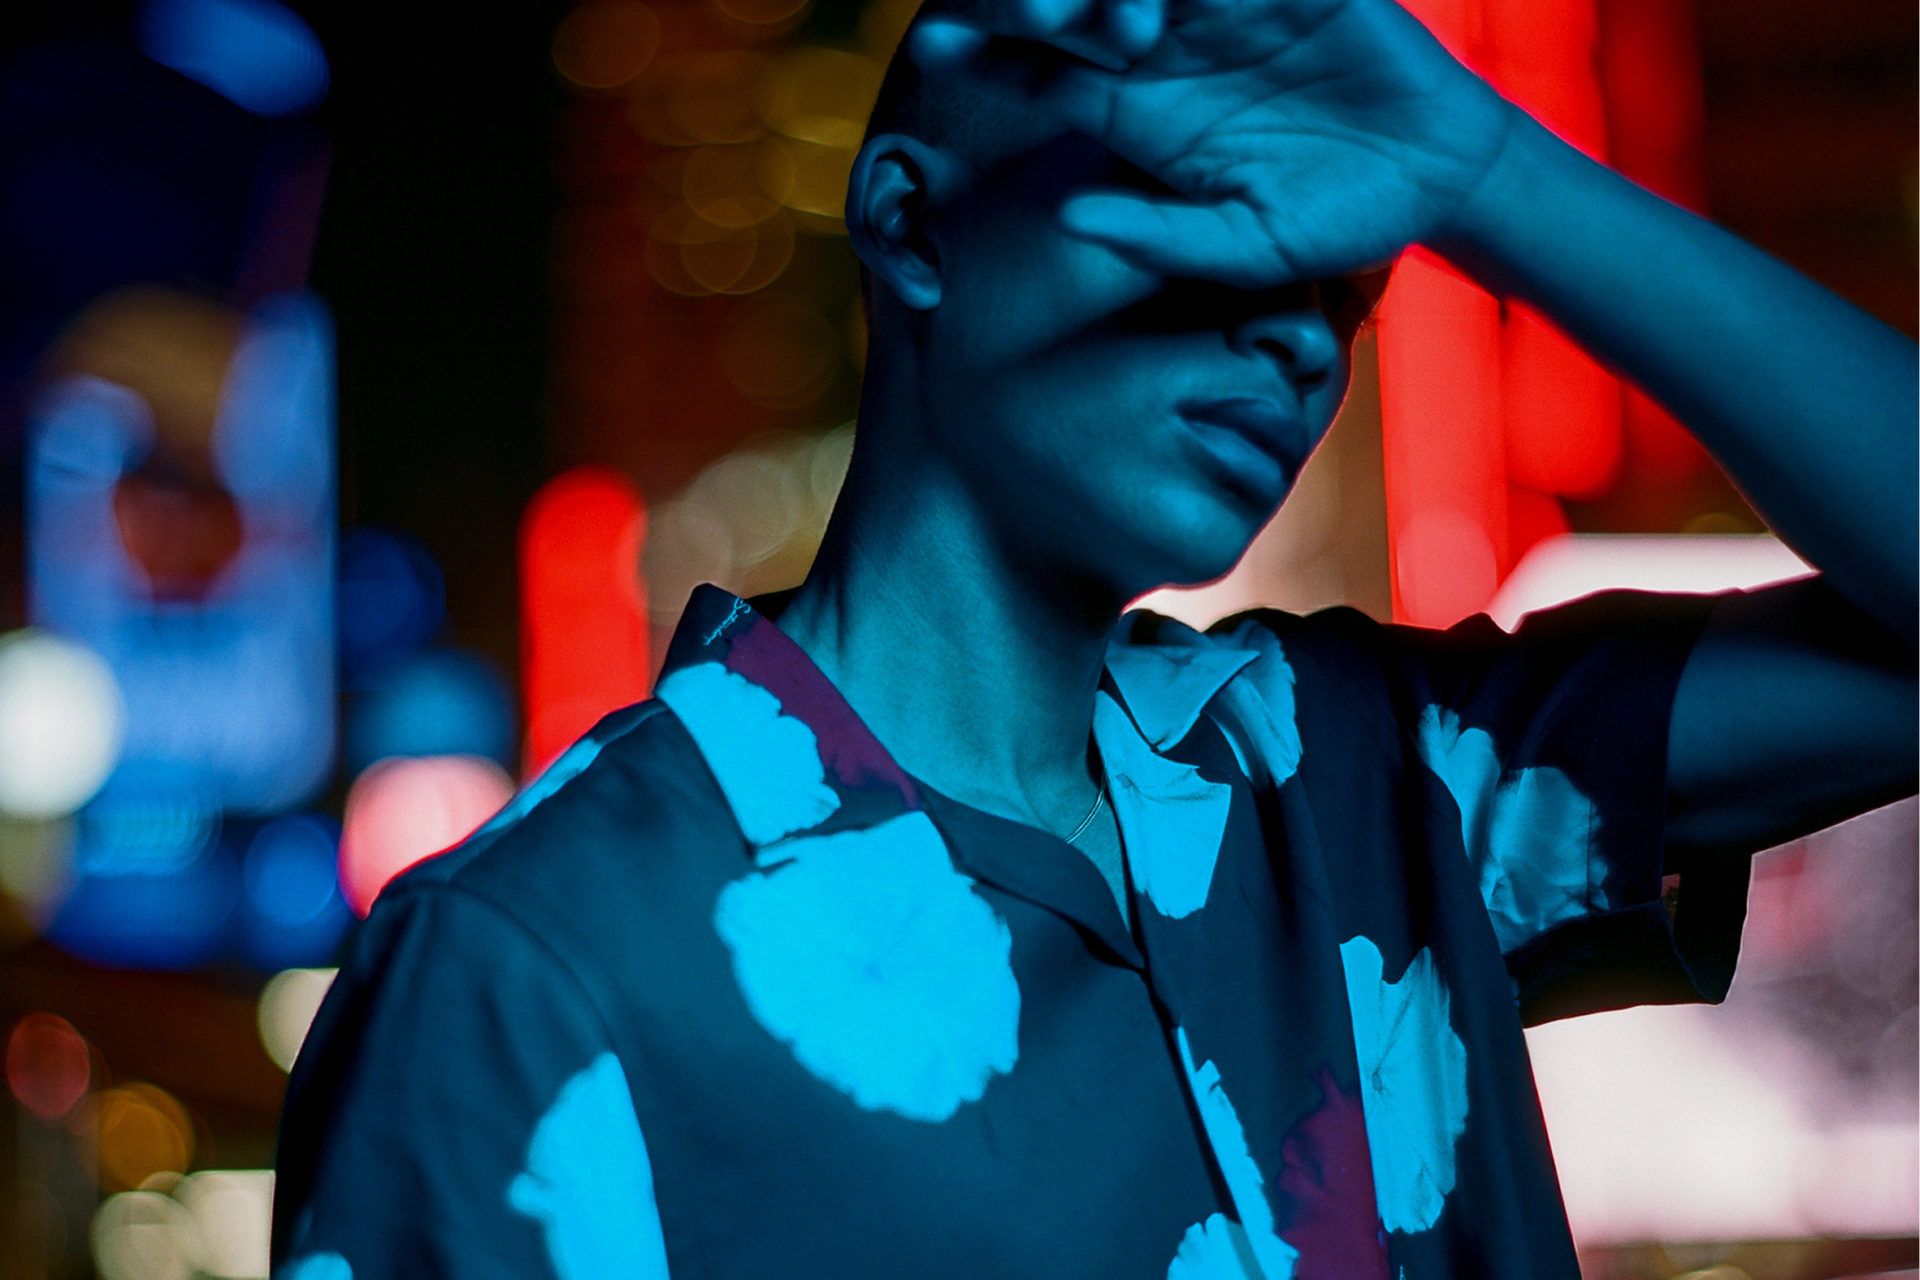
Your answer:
914,0 -> 1917,851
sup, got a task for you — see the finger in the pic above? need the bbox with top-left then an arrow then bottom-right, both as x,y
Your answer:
1060,192 -> 1295,285
1102,0 -> 1164,59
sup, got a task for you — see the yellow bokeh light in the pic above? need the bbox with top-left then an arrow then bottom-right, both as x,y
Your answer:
756,47 -> 880,147
708,0 -> 813,33
858,0 -> 922,57
719,296 -> 841,408
755,134 -> 857,223
634,51 -> 769,146
647,204 -> 795,297
94,1083 -> 195,1193
553,1 -> 661,91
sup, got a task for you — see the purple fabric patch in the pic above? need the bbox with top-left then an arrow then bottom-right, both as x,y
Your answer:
1276,1068 -> 1391,1280
721,613 -> 922,808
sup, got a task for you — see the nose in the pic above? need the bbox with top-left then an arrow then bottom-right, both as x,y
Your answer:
1228,290 -> 1342,390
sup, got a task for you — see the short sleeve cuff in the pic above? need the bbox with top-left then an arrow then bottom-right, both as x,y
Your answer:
1503,589 -> 1754,1025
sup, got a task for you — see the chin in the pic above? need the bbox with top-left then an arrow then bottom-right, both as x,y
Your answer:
1103,509 -> 1267,600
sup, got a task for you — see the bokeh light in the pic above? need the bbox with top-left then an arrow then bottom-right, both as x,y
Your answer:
520,470 -> 652,774
137,0 -> 329,118
172,1171 -> 274,1280
338,756 -> 513,915
0,631 -> 125,820
256,968 -> 337,1073
5,1012 -> 91,1122
552,0 -> 661,90
345,649 -> 515,772
238,815 -> 351,969
90,1189 -> 206,1280
94,1083 -> 196,1193
337,528 -> 447,686
719,295 -> 840,408
240,816 -> 339,929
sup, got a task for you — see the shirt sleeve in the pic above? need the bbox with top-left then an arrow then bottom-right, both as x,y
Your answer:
270,884 -> 672,1280
1212,587 -> 1756,1026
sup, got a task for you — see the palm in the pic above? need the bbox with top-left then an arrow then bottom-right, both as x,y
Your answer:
922,0 -> 1514,285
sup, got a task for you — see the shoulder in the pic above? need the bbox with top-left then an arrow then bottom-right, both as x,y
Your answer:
374,696 -> 743,973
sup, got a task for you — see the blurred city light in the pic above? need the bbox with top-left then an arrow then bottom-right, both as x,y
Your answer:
93,1083 -> 196,1192
519,469 -> 651,775
1488,532 -> 1815,631
5,1012 -> 92,1122
345,648 -> 514,773
257,968 -> 337,1073
336,527 -> 447,688
0,630 -> 124,819
238,815 -> 350,969
553,0 -> 662,90
338,756 -> 513,915
30,291 -> 337,819
90,1189 -> 206,1280
137,0 -> 329,118
172,1171 -> 274,1280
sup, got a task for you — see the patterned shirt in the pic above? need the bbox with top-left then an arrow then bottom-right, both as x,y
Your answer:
272,580 -> 1752,1279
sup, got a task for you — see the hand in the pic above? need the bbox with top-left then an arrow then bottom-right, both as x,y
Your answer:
911,0 -> 1522,289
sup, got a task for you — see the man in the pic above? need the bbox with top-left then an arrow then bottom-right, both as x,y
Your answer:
271,0 -> 1916,1275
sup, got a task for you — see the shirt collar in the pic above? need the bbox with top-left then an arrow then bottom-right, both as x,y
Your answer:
654,583 -> 1257,967
661,582 -> 1257,778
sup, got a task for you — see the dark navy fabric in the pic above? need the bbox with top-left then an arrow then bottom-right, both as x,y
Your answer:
272,581 -> 1753,1279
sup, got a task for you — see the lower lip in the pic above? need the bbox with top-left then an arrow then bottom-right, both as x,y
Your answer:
1178,412 -> 1295,502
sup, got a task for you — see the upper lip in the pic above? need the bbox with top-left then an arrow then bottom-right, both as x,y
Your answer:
1176,396 -> 1307,465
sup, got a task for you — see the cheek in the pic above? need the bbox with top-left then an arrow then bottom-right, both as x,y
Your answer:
940,216 -> 1161,369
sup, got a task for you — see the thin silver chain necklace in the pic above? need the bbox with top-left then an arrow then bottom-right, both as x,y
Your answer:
1063,783 -> 1107,845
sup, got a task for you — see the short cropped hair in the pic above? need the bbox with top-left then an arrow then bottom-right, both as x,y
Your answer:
855,6 -> 1060,325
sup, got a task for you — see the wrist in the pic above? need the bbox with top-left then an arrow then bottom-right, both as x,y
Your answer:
1427,101 -> 1555,277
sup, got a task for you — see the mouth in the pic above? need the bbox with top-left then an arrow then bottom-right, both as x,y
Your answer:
1175,396 -> 1308,499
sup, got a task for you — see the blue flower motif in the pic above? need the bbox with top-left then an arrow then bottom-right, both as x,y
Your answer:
1095,692 -> 1233,920
1168,1212 -> 1294,1279
1337,936 -> 1469,1235
277,1255 -> 352,1280
1216,643 -> 1303,788
714,811 -> 1020,1122
656,661 -> 840,846
507,1053 -> 669,1280
1173,1028 -> 1299,1279
1414,704 -> 1602,954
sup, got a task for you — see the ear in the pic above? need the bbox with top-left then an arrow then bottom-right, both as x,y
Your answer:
846,133 -> 958,313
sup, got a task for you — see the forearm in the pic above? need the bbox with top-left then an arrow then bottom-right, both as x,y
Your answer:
1434,109 -> 1919,648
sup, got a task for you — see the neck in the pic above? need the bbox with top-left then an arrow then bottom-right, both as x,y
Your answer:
773,431 -> 1124,833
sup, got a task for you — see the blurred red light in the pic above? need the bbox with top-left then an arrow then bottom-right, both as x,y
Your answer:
338,756 -> 513,916
520,468 -> 651,776
5,1012 -> 90,1122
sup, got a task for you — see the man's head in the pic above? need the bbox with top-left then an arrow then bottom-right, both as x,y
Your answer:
843,10 -> 1379,601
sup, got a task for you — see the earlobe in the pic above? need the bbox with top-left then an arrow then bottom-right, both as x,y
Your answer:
847,134 -> 947,312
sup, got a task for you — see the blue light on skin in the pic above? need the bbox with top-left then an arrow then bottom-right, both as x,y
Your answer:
138,0 -> 329,118
769,46 -> 1360,861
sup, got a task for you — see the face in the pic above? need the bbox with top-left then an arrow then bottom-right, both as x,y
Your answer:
906,128 -> 1382,599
